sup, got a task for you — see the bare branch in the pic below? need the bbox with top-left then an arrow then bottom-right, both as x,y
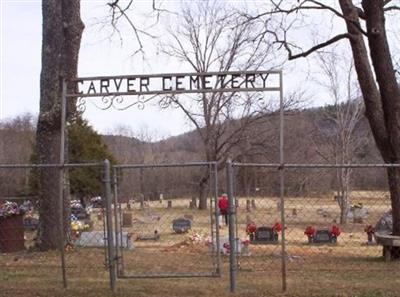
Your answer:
384,6 -> 400,12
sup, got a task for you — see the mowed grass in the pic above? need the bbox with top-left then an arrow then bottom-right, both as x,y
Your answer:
1,193 -> 399,297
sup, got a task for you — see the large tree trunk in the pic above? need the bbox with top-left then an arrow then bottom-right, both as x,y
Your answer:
339,1 -> 400,258
37,0 -> 84,250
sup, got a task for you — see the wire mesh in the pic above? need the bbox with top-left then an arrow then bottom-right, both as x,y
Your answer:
0,164 -> 110,292
231,164 -> 400,295
113,163 -> 220,278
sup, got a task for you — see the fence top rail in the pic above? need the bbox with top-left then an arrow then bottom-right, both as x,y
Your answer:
232,162 -> 400,169
114,161 -> 217,169
0,162 -> 103,169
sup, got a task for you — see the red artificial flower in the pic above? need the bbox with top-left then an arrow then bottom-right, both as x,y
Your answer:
364,225 -> 375,234
273,222 -> 282,232
331,225 -> 341,237
304,226 -> 315,237
246,222 -> 257,235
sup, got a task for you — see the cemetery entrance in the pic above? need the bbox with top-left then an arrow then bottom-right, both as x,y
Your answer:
112,162 -> 221,278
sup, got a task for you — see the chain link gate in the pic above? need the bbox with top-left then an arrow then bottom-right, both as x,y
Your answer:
111,162 -> 221,278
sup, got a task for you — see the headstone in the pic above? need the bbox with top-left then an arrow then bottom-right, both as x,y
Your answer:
139,194 -> 145,209
252,226 -> 278,244
213,236 -> 242,254
71,206 -> 88,220
137,230 -> 160,241
292,208 -> 298,216
251,199 -> 256,209
23,217 -> 39,231
375,211 -> 392,234
313,229 -> 337,244
191,197 -> 197,208
246,200 -> 251,212
167,200 -> 172,209
122,213 -> 132,227
172,218 -> 191,234
75,231 -> 134,250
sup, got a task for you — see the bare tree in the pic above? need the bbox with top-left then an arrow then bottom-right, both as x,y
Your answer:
160,0 -> 279,209
313,51 -> 366,223
244,0 -> 400,256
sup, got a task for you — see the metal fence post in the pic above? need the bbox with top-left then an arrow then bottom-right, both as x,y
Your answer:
104,159 -> 116,292
226,158 -> 236,293
279,70 -> 287,292
58,79 -> 67,289
214,163 -> 221,276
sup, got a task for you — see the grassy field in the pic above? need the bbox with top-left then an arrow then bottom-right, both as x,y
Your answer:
1,193 -> 399,297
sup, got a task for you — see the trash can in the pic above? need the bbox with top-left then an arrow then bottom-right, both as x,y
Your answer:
0,214 -> 25,253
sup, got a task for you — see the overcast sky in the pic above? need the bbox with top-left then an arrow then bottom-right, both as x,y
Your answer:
2,0 -> 397,139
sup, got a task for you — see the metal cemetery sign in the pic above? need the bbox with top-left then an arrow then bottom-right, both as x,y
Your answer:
68,71 -> 281,98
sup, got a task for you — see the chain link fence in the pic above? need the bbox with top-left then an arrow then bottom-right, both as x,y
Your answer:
2,161 -> 400,295
113,162 -> 220,278
0,162 -> 113,293
228,163 -> 400,295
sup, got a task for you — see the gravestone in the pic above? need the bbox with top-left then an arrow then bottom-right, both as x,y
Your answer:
75,231 -> 134,250
251,226 -> 278,244
137,230 -> 160,241
312,229 -> 337,244
71,206 -> 88,220
172,218 -> 191,234
167,200 -> 172,209
251,199 -> 256,209
190,197 -> 197,209
23,217 -> 39,231
246,200 -> 251,212
122,213 -> 132,227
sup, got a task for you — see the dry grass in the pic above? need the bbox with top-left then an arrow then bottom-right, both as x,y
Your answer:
1,192 -> 399,297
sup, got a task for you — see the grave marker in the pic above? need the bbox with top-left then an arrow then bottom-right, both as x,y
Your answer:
252,226 -> 278,244
122,213 -> 132,227
172,218 -> 192,234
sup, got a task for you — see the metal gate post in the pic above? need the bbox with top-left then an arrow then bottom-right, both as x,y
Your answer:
279,71 -> 287,292
104,159 -> 116,292
58,79 -> 67,289
214,163 -> 221,276
112,167 -> 123,276
226,159 -> 237,293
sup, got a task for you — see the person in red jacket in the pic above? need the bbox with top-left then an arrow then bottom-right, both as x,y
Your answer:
218,193 -> 229,226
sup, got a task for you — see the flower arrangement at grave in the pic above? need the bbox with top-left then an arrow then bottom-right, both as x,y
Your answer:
364,225 -> 375,243
246,222 -> 257,240
272,222 -> 282,233
241,238 -> 251,256
331,225 -> 341,237
364,225 -> 375,235
304,225 -> 316,240
304,225 -> 341,244
0,201 -> 26,218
